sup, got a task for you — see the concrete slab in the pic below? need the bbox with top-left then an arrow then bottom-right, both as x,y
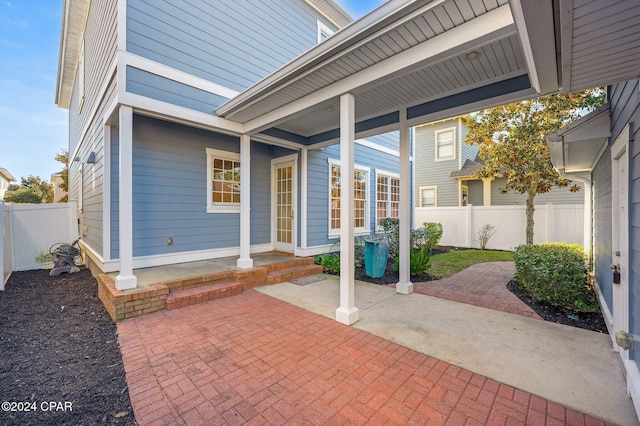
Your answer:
257,277 -> 638,426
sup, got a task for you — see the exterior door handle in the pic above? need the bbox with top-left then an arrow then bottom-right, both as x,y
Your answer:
611,264 -> 621,284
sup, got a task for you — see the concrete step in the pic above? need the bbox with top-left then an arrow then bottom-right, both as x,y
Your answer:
266,264 -> 324,285
166,280 -> 242,311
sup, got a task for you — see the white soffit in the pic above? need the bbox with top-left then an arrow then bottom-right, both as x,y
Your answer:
55,0 -> 90,109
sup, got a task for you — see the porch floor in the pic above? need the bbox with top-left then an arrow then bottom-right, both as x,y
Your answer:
108,252 -> 296,287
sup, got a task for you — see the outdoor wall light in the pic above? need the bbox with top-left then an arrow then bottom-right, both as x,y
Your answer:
465,50 -> 481,61
86,152 -> 96,164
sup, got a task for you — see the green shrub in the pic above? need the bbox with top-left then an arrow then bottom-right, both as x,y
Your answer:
314,253 -> 340,274
381,218 -> 442,259
393,247 -> 431,276
513,243 -> 598,312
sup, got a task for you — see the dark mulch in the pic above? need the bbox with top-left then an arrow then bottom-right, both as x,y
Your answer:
0,269 -> 136,426
507,279 -> 608,334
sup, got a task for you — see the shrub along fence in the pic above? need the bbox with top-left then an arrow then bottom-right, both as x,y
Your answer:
414,204 -> 584,251
0,201 -> 78,290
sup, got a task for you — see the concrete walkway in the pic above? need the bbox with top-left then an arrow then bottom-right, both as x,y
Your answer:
118,268 -> 638,425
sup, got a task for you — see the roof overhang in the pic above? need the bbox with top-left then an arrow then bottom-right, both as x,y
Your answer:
214,0 -> 639,144
546,103 -> 611,173
305,0 -> 352,28
55,0 -> 91,109
0,168 -> 16,182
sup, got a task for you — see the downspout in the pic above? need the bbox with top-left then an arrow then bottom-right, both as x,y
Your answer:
557,168 -> 592,260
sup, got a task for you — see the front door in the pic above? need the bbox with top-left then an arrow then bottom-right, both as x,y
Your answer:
273,158 -> 297,252
612,125 -> 629,359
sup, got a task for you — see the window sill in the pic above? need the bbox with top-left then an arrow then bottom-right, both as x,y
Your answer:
207,206 -> 240,214
328,229 -> 371,239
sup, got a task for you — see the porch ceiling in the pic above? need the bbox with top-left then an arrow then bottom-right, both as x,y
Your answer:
215,0 -> 640,144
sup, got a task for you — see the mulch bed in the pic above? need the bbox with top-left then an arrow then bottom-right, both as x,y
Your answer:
507,279 -> 608,334
0,269 -> 136,426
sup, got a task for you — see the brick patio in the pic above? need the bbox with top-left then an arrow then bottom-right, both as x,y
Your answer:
118,290 -> 610,425
408,262 -> 542,319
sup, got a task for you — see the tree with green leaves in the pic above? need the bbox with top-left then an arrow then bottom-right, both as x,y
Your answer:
54,149 -> 69,202
464,89 -> 605,245
5,175 -> 53,203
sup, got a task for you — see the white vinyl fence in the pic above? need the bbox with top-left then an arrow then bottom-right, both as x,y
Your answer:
414,204 -> 584,251
0,201 -> 78,290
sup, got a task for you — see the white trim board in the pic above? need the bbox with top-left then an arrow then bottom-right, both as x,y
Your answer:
98,243 -> 274,273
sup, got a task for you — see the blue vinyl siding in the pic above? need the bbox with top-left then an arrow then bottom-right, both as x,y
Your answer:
126,0 -> 337,93
610,80 -> 640,363
126,67 -> 229,112
306,139 -> 402,248
592,148 -> 613,311
362,131 -> 399,152
110,115 -> 271,258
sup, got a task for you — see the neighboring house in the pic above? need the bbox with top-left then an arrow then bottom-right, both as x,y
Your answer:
0,168 -> 16,200
413,117 -> 584,208
50,173 -> 68,203
547,80 -> 640,416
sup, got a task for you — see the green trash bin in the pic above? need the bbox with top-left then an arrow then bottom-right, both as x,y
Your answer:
364,241 -> 388,278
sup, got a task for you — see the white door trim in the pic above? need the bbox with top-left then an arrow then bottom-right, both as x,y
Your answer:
611,124 -> 630,361
271,154 -> 298,252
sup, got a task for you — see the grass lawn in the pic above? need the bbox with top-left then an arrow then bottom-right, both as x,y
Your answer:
429,249 -> 513,279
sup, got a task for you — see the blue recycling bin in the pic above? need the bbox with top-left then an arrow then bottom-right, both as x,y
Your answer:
364,241 -> 388,278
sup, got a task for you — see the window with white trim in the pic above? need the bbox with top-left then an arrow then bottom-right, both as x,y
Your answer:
376,171 -> 399,230
419,186 -> 437,207
435,127 -> 456,161
328,159 -> 370,237
206,148 -> 240,213
317,20 -> 334,43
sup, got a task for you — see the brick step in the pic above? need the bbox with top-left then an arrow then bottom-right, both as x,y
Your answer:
162,271 -> 235,292
266,264 -> 324,285
265,256 -> 316,272
166,280 -> 242,311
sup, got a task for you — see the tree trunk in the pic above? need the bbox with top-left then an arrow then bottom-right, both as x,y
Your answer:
525,189 -> 536,245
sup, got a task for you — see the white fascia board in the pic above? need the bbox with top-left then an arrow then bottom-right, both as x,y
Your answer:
510,0 -> 558,94
242,5 -> 516,134
217,0 -> 443,117
122,52 -> 240,100
120,92 -> 244,136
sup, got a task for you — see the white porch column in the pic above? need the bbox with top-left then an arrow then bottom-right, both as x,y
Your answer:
336,93 -> 359,325
301,147 -> 308,250
396,109 -> 413,294
237,134 -> 253,269
482,178 -> 492,206
115,105 -> 137,290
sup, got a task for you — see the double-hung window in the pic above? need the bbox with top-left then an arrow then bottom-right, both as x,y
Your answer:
328,159 -> 370,237
206,148 -> 240,213
435,127 -> 456,161
376,171 -> 400,230
419,186 -> 437,207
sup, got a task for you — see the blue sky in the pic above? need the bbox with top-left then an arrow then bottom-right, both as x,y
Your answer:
0,0 -> 384,184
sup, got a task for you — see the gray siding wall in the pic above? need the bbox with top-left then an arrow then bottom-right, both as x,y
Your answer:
306,141 -> 401,248
68,74 -> 118,259
110,115 -> 272,258
489,178 -> 585,205
66,0 -> 118,258
69,0 -> 117,157
413,121 -> 462,207
126,0 -> 337,93
459,121 -> 477,163
592,148 -> 612,311
610,80 -> 640,363
466,180 -> 483,205
126,67 -> 229,113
